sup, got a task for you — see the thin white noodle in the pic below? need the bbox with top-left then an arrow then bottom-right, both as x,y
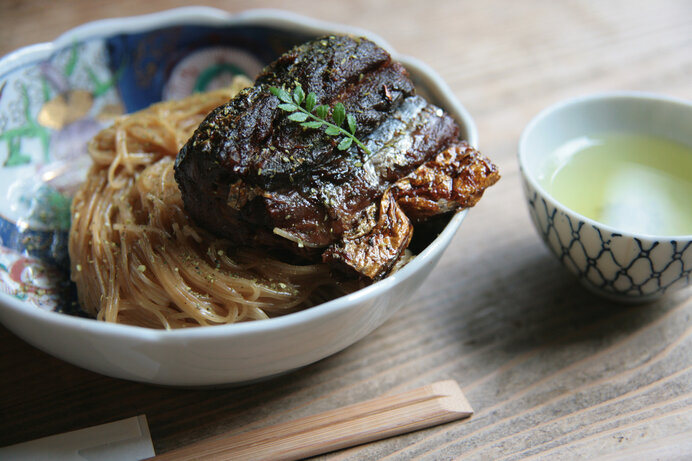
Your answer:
69,78 -> 349,329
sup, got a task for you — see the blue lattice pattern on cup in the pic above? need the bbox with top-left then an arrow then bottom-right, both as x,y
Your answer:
522,178 -> 692,301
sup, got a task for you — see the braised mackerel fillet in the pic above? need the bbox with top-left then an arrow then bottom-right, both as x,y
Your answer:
175,35 -> 499,280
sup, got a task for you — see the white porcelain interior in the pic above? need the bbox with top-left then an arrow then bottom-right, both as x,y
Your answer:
518,92 -> 692,302
0,8 -> 477,386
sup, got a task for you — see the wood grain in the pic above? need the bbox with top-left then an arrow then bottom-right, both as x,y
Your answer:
152,380 -> 472,460
1,0 -> 691,459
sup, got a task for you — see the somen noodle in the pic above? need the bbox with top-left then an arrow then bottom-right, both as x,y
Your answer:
69,78 -> 351,329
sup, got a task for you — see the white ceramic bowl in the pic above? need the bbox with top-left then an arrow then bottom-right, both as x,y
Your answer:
0,8 -> 477,385
519,92 -> 692,302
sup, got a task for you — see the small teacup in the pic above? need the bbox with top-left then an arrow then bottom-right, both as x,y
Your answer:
518,92 -> 692,302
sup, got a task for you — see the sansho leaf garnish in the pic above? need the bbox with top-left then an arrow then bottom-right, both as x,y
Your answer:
269,84 -> 371,155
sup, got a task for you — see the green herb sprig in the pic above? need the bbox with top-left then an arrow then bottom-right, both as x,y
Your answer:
270,84 -> 370,155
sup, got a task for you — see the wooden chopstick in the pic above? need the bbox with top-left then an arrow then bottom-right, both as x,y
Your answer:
151,380 -> 473,461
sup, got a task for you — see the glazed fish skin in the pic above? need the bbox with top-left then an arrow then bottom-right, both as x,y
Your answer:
391,141 -> 500,222
175,35 -> 417,252
175,35 -> 415,249
324,140 -> 499,280
175,35 -> 500,280
323,189 -> 413,280
361,95 -> 459,183
256,35 -> 415,135
265,94 -> 460,251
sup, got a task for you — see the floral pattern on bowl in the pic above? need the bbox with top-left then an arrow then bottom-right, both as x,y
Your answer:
0,7 -> 476,313
0,16 -> 338,310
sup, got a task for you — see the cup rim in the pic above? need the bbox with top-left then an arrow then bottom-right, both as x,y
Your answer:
517,90 -> 692,241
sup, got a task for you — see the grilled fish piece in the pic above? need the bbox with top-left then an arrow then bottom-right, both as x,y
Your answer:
175,35 -> 499,280
392,141 -> 500,222
266,95 -> 459,252
175,35 -> 415,252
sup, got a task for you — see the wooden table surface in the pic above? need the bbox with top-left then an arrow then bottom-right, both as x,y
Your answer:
1,0 -> 691,459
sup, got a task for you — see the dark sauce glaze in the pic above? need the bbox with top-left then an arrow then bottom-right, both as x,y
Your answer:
175,35 -> 499,280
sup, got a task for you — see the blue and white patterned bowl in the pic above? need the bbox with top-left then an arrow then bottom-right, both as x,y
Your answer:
0,8 -> 478,385
519,92 -> 692,302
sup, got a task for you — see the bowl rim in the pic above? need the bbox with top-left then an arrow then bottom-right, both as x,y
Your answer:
0,7 -> 475,339
517,90 -> 692,241
1,7 -> 478,145
1,7 -> 396,75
